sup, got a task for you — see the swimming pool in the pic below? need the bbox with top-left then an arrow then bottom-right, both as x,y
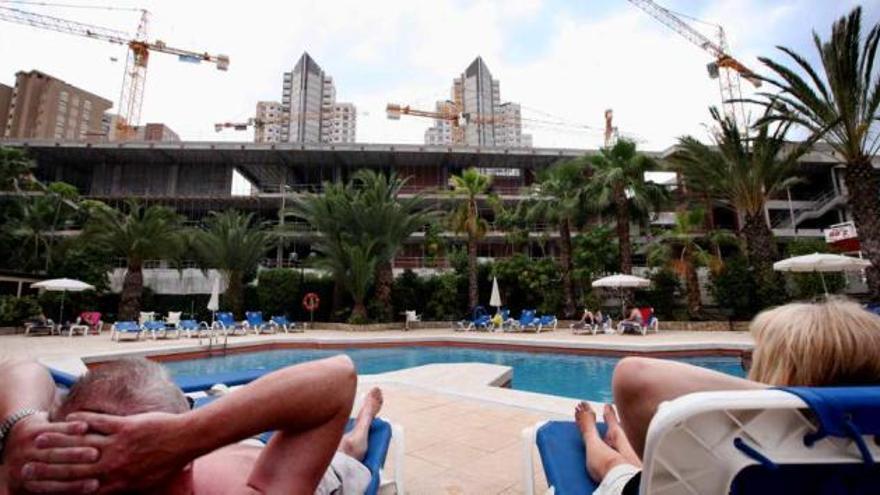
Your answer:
163,346 -> 746,402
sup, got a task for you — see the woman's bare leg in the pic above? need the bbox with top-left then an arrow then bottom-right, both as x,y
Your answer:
612,357 -> 764,456
602,404 -> 641,467
575,402 -> 631,482
338,387 -> 383,462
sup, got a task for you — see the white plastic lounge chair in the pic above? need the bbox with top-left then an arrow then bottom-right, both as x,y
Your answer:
213,312 -> 248,335
404,310 -> 420,330
617,307 -> 659,336
522,386 -> 880,495
164,311 -> 182,336
572,314 -> 613,335
24,318 -> 56,336
269,315 -> 298,333
179,319 -> 211,338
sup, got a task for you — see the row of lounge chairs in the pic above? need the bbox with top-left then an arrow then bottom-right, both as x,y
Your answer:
24,311 -> 103,336
456,307 -> 558,333
570,307 -> 661,336
111,311 -> 299,341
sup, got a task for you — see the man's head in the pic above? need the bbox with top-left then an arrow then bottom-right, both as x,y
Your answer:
52,357 -> 189,420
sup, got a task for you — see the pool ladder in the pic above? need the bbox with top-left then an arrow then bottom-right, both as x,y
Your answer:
199,325 -> 229,355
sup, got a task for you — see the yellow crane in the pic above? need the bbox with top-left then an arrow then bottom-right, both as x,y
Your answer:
627,0 -> 761,131
0,2 -> 229,139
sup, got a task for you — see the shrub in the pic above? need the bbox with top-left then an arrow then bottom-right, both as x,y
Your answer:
0,295 -> 42,326
709,255 -> 759,319
426,272 -> 463,320
257,269 -> 301,318
492,254 -> 562,315
636,268 -> 682,320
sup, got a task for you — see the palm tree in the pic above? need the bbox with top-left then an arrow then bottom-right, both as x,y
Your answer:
752,6 -> 880,298
191,210 -> 272,318
670,107 -> 811,299
350,170 -> 433,321
526,160 -> 589,317
84,201 -> 184,319
6,196 -> 56,272
587,139 -> 668,275
448,168 -> 491,310
0,147 -> 35,192
315,240 -> 377,321
647,208 -> 735,317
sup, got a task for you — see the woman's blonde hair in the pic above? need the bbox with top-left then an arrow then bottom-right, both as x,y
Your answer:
748,297 -> 880,386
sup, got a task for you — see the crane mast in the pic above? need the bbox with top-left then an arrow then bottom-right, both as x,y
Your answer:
0,4 -> 229,139
627,0 -> 760,131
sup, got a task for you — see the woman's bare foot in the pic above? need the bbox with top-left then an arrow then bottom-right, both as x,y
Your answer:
362,387 -> 384,418
603,404 -> 641,467
575,401 -> 598,437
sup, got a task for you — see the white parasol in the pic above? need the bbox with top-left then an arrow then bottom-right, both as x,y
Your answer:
773,252 -> 872,294
30,278 -> 95,324
592,274 -> 651,317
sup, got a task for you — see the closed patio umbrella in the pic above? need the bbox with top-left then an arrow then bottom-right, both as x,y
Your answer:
30,278 -> 95,325
490,276 -> 502,309
207,275 -> 221,317
773,252 -> 872,295
592,274 -> 651,317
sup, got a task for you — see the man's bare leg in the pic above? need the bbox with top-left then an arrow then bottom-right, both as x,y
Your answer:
602,404 -> 640,467
574,402 -> 630,482
612,357 -> 764,457
339,388 -> 383,462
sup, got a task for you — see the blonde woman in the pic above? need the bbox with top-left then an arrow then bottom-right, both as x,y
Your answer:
574,297 -> 880,495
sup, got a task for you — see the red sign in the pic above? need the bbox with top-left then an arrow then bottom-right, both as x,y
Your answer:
826,221 -> 860,252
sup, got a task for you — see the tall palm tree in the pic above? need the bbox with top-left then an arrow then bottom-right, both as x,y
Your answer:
670,107 -> 811,299
526,160 -> 589,317
6,196 -> 56,272
587,139 -> 668,275
752,6 -> 880,298
448,168 -> 491,310
191,210 -> 272,317
314,240 -> 377,321
350,170 -> 433,321
85,201 -> 184,319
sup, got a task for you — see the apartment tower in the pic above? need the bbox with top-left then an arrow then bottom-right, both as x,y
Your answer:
3,70 -> 112,140
254,52 -> 356,144
425,57 -> 531,148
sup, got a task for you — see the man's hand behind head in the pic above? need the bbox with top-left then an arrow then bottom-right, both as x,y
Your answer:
4,412 -> 100,495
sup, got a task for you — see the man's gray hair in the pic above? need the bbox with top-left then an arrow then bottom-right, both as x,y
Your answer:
53,357 -> 189,420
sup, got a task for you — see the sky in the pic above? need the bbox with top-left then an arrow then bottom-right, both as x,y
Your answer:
1,0 -> 877,152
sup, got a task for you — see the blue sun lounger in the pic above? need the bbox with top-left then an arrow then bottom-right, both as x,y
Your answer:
111,321 -> 142,341
244,311 -> 274,334
214,312 -> 248,335
523,387 -> 880,495
193,392 -> 404,495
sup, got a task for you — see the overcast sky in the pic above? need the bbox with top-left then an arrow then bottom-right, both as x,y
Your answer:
1,0 -> 877,151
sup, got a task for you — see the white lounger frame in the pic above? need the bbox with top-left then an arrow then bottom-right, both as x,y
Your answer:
522,389 -> 880,495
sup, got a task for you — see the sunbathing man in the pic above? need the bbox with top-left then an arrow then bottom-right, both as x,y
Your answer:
570,309 -> 605,331
576,297 -> 880,494
0,355 -> 383,494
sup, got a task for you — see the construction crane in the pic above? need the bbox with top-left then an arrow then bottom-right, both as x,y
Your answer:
626,0 -> 760,131
386,101 -> 466,143
0,3 -> 229,139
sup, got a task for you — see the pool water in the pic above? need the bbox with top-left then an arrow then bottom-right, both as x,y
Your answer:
163,346 -> 746,402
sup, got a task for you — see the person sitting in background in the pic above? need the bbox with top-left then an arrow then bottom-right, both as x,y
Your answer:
571,309 -> 605,331
575,297 -> 880,495
0,355 -> 363,494
617,306 -> 643,333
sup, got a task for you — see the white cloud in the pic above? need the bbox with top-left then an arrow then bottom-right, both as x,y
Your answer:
0,0 -> 818,149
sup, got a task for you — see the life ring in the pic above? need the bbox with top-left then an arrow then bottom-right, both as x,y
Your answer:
302,292 -> 320,312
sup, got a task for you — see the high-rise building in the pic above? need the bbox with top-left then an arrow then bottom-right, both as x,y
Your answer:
272,52 -> 356,144
0,83 -> 12,137
3,70 -> 112,140
425,57 -> 531,148
254,101 -> 283,143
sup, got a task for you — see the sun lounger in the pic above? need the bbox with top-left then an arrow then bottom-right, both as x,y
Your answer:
179,319 -> 211,338
522,386 -> 880,494
571,314 -> 612,335
111,321 -> 142,341
456,306 -> 492,331
617,307 -> 659,336
191,392 -> 405,495
24,318 -> 56,336
78,311 -> 103,334
509,309 -> 541,332
270,315 -> 298,333
141,320 -> 169,339
46,368 -> 406,495
213,311 -> 248,336
537,315 -> 558,332
164,311 -> 182,334
245,311 -> 274,334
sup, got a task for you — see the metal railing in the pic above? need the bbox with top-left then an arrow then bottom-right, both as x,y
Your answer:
771,189 -> 842,229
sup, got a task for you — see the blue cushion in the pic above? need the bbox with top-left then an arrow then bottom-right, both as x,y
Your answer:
536,420 -> 607,495
193,395 -> 392,495
49,368 -> 79,387
114,321 -> 140,332
174,369 -> 267,393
